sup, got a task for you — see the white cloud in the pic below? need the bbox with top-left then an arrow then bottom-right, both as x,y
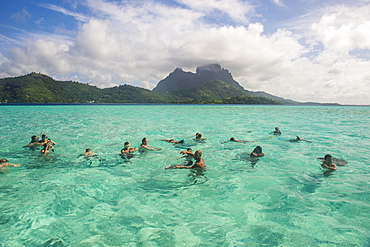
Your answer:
310,5 -> 370,52
11,8 -> 31,24
139,80 -> 157,90
40,3 -> 89,22
270,0 -> 285,8
177,0 -> 254,23
1,1 -> 370,104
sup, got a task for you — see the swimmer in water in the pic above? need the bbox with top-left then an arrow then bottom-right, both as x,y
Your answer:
250,146 -> 264,157
222,137 -> 257,144
321,154 -> 337,173
289,136 -> 312,143
165,150 -> 205,169
229,137 -> 246,143
176,148 -> 194,166
23,135 -> 39,148
139,138 -> 162,153
0,159 -> 21,174
161,139 -> 184,144
120,142 -> 138,159
271,127 -> 282,135
79,148 -> 97,158
194,133 -> 207,143
248,146 -> 264,168
38,134 -> 49,145
41,139 -> 56,156
195,133 -> 204,139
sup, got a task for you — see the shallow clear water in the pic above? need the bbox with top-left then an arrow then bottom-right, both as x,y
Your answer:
0,104 -> 369,246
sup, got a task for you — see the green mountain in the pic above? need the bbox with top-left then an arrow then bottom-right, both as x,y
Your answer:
0,72 -> 281,104
0,73 -> 103,103
170,80 -> 281,104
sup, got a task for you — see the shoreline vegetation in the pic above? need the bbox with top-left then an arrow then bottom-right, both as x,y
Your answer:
0,72 -> 343,105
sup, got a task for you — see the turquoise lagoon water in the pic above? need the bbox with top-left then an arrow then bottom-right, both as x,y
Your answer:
0,104 -> 369,246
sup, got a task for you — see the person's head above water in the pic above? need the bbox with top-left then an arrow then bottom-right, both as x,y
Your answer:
0,159 -> 8,163
254,146 -> 262,154
195,133 -> 203,139
141,138 -> 148,144
194,150 -> 202,159
324,154 -> 332,161
230,137 -> 235,141
187,148 -> 192,152
85,148 -> 91,152
124,142 -> 130,146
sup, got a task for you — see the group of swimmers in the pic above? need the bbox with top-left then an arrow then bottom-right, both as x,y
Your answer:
23,133 -> 57,155
1,128 -> 341,175
271,127 -> 339,173
118,137 -> 206,169
1,133 -> 56,173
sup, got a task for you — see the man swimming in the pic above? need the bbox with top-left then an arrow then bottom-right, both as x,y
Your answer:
79,148 -> 97,158
321,154 -> 337,172
41,139 -> 56,156
165,150 -> 205,169
23,135 -> 39,148
271,127 -> 282,135
120,142 -> 138,159
0,159 -> 21,174
176,148 -> 194,166
139,138 -> 162,153
250,146 -> 264,157
161,139 -> 184,144
289,136 -> 312,143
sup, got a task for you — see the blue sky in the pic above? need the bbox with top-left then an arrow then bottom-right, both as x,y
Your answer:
1,0 -> 370,105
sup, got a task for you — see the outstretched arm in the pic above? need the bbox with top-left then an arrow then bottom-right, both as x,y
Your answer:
1,163 -> 21,167
165,165 -> 192,169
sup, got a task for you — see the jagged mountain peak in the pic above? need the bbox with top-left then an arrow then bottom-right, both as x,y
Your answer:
152,64 -> 244,92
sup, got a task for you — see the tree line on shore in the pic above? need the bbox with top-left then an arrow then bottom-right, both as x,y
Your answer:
0,72 -> 281,104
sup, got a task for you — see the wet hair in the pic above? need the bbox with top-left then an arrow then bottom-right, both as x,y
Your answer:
179,140 -> 184,143
324,154 -> 332,160
85,148 -> 91,152
124,142 -> 130,146
254,146 -> 262,154
0,159 -> 8,163
230,137 -> 235,141
187,148 -> 192,151
141,138 -> 147,144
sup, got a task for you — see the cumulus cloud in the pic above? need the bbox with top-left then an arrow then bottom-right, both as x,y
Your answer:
1,1 -> 370,104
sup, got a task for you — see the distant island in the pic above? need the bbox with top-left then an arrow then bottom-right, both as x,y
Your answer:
0,64 -> 339,105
